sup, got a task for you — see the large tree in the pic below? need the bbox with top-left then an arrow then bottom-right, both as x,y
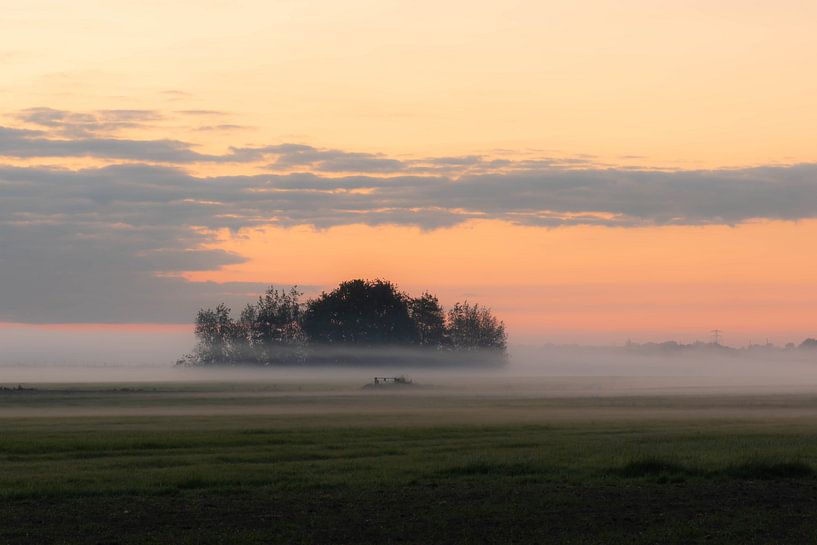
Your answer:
192,304 -> 241,364
302,279 -> 417,345
410,292 -> 447,347
446,301 -> 507,351
241,286 -> 306,364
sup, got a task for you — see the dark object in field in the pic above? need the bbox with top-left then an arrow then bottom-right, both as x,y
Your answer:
0,384 -> 36,393
363,376 -> 416,389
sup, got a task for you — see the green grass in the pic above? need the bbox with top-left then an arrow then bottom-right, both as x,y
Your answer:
3,385 -> 817,543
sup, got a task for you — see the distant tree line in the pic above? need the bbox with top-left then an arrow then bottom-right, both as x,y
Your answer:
801,338 -> 817,350
178,279 -> 507,367
625,338 -> 817,355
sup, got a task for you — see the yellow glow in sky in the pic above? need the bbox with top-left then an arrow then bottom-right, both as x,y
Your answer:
3,0 -> 816,166
185,219 -> 817,343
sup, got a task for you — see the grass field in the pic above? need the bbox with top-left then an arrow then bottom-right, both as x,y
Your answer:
3,377 -> 817,544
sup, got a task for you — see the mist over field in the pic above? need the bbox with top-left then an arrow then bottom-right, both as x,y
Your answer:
2,326 -> 816,394
0,326 -> 193,367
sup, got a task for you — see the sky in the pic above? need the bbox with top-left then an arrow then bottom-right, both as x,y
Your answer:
1,0 -> 816,346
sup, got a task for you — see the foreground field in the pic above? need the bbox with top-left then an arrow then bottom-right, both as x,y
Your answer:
3,378 -> 817,544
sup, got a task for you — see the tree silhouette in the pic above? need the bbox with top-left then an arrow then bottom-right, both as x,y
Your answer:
193,304 -> 239,364
241,286 -> 306,364
302,279 -> 417,345
410,292 -> 446,347
446,301 -> 507,351
801,338 -> 817,349
182,279 -> 509,366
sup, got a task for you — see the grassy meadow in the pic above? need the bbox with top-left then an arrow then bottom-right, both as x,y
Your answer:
2,378 -> 817,544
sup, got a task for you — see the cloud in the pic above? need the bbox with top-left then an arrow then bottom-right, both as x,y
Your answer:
2,108 -> 817,322
0,110 -> 486,170
160,90 -> 193,100
447,167 -> 817,226
272,145 -> 405,173
194,124 -> 248,132
1,110 -> 523,171
230,143 -> 407,172
0,123 -> 406,168
3,159 -> 817,323
0,125 -> 219,162
14,107 -> 164,137
3,161 -> 817,238
177,109 -> 228,116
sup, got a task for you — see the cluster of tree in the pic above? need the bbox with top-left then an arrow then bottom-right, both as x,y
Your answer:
179,279 -> 507,367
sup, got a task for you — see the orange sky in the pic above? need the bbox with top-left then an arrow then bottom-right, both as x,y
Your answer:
2,1 -> 816,345
182,219 -> 817,344
4,1 -> 817,167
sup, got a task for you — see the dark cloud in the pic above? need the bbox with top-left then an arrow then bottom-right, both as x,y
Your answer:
443,167 -> 817,226
3,162 -> 817,236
